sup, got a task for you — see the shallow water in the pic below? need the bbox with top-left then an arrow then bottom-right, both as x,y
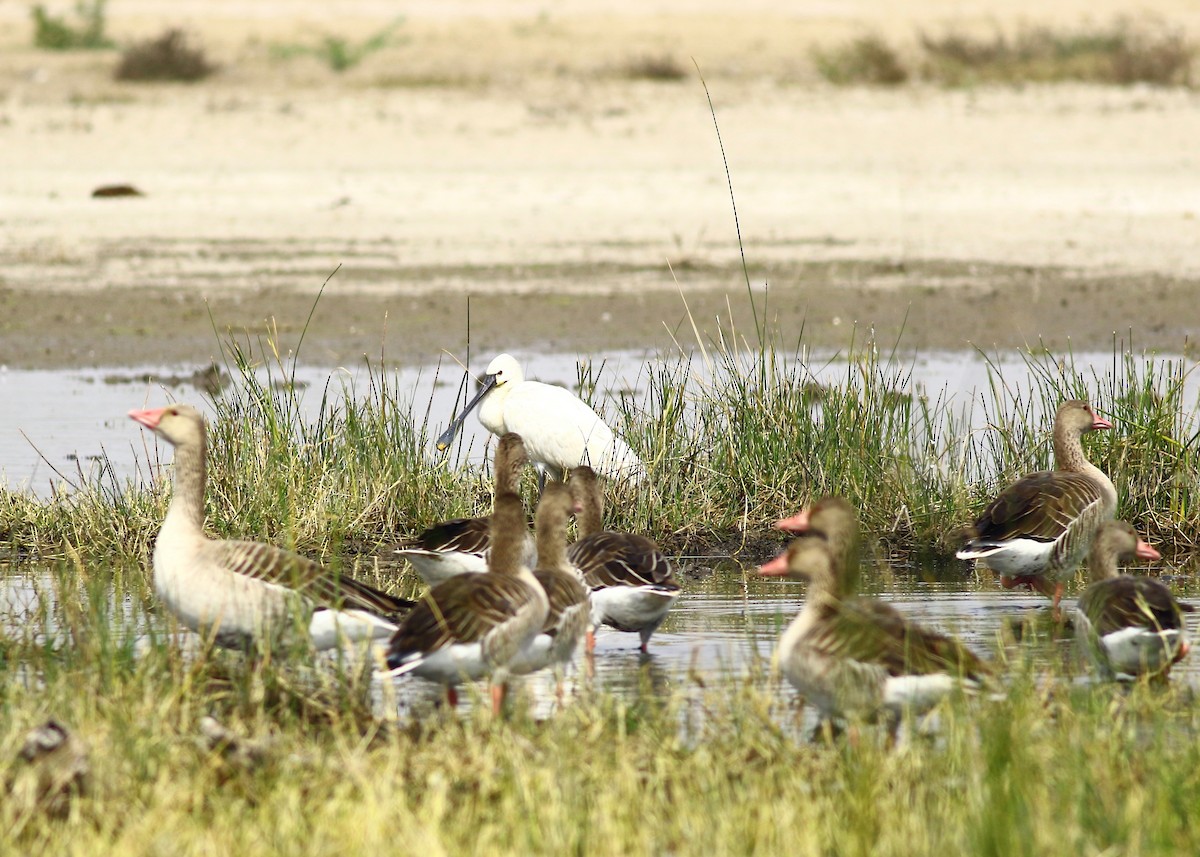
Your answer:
3,346 -> 1197,495
6,561 -> 1198,725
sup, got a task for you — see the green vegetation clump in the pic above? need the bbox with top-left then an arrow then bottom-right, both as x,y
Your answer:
812,34 -> 909,86
1,570 -> 1200,855
814,19 -> 1195,87
1,316 -> 1198,566
30,0 -> 112,50
114,29 -> 215,83
270,19 -> 404,73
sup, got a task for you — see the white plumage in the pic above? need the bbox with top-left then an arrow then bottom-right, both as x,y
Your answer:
437,353 -> 644,488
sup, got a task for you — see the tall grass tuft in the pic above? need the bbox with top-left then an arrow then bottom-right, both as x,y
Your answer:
3,315 -> 1200,565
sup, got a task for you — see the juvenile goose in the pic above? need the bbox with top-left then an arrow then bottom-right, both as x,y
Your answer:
509,482 -> 591,677
385,474 -> 549,713
435,353 -> 644,490
566,466 -> 679,653
129,405 -> 413,651
394,433 -> 537,586
763,498 -> 989,726
957,399 -> 1117,613
1075,520 -> 1192,681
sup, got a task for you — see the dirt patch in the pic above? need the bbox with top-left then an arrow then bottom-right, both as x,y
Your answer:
1,260 -> 1196,369
1,4 -> 1198,368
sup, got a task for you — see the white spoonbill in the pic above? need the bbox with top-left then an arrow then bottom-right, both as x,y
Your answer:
435,353 -> 645,490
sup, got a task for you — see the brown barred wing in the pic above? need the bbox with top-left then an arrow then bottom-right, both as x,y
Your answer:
1078,576 -> 1191,638
970,471 -> 1107,543
206,539 -> 414,618
387,574 -> 543,657
820,599 -> 990,681
568,532 -> 679,591
400,517 -> 491,555
533,568 -> 590,636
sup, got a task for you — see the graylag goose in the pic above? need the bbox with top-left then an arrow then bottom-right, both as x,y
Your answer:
394,432 -> 537,586
566,466 -> 679,653
434,353 -> 644,490
129,405 -> 413,651
1075,520 -> 1192,681
956,399 -> 1117,613
509,482 -> 591,676
764,497 -> 989,726
384,449 -> 549,712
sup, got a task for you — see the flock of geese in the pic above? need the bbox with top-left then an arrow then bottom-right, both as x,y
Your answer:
127,354 -> 1192,728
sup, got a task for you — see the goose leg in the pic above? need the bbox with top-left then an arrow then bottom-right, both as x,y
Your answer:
491,682 -> 507,715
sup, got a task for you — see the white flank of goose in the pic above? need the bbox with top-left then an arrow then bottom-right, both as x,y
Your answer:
394,432 -> 536,586
385,434 -> 549,713
764,497 -> 990,728
129,405 -> 413,652
956,399 -> 1117,614
1075,520 -> 1192,681
435,353 -> 644,491
566,466 -> 679,654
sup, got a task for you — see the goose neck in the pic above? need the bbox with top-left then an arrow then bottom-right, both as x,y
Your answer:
164,435 -> 207,534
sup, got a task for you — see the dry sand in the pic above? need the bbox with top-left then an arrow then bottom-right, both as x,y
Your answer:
1,2 -> 1199,368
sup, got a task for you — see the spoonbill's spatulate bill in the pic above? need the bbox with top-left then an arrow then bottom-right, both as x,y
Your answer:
129,404 -> 414,652
435,353 -> 645,489
956,399 -> 1117,614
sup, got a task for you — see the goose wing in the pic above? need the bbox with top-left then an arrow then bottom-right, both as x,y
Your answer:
388,574 -> 542,654
206,539 -> 414,618
568,532 -> 678,590
398,517 -> 490,555
817,599 -> 989,680
969,471 -> 1107,543
534,568 -> 590,635
1078,576 -> 1191,637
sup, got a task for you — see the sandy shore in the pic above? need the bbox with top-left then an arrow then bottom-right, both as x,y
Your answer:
1,2 -> 1199,367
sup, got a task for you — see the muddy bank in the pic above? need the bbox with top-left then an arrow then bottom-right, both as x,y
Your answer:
2,259 -> 1196,370
3,4 -> 1200,370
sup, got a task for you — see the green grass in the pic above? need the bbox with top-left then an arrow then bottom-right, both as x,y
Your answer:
2,569 -> 1200,855
30,0 -> 112,51
270,19 -> 405,73
3,313 -> 1200,853
2,319 -> 1199,565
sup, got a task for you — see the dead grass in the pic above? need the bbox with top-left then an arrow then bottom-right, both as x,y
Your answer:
114,29 -> 215,83
813,18 -> 1194,87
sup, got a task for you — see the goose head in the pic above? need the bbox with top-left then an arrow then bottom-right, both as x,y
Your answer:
494,432 -> 530,491
568,465 -> 602,535
537,481 -> 583,532
775,496 -> 858,545
1088,520 -> 1160,582
1056,399 -> 1112,435
760,534 -> 837,588
128,404 -> 205,448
